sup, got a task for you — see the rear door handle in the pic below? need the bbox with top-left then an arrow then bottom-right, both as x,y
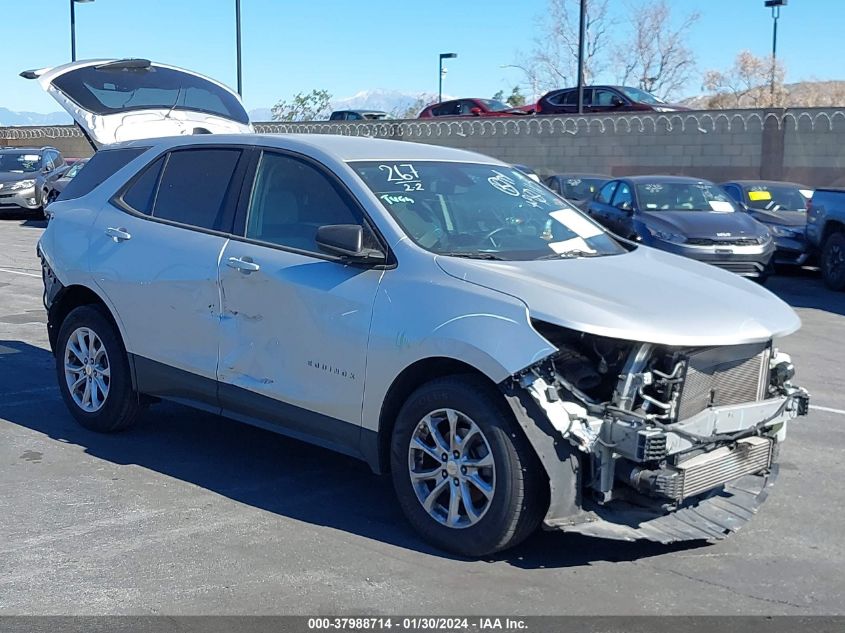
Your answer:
226,256 -> 260,273
105,227 -> 131,242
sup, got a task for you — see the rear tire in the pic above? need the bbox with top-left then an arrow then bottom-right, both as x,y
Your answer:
821,232 -> 845,291
390,375 -> 547,557
56,305 -> 141,432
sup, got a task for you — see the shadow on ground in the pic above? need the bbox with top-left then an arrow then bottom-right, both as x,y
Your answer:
766,269 -> 845,317
0,338 -> 705,568
0,214 -> 45,226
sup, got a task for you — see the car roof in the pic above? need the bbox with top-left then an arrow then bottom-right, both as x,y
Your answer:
548,173 -> 611,179
621,175 -> 716,185
112,133 -> 504,165
545,85 -> 625,94
721,179 -> 809,189
0,146 -> 54,152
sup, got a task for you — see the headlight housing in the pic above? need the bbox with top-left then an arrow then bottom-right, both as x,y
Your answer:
647,227 -> 687,243
769,225 -> 800,239
10,179 -> 36,191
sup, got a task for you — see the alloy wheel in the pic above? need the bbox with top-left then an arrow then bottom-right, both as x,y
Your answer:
64,327 -> 111,413
408,408 -> 496,528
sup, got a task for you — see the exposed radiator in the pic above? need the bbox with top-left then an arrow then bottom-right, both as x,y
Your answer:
660,437 -> 773,501
677,344 -> 770,420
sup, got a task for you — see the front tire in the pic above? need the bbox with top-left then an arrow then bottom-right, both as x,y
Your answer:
821,232 -> 845,291
390,375 -> 547,557
56,305 -> 141,432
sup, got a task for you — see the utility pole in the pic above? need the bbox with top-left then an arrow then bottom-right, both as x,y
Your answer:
576,0 -> 587,114
236,0 -> 243,95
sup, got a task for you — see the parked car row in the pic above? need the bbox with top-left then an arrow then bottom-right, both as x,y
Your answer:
414,85 -> 687,120
325,85 -> 685,122
538,170 -> 820,284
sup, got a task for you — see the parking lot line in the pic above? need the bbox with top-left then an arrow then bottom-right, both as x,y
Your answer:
811,405 -> 845,416
0,267 -> 40,278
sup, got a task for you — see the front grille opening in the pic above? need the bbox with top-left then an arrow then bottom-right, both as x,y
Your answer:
676,344 -> 770,421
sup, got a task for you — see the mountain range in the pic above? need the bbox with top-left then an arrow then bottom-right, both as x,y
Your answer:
0,107 -> 71,126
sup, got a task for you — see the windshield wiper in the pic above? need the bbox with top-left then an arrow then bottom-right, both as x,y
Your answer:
438,251 -> 505,260
534,250 -> 601,260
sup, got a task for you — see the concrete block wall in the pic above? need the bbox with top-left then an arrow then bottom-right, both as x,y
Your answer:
256,108 -> 844,187
3,107 -> 843,187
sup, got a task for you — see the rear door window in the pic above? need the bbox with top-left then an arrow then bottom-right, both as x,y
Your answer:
151,148 -> 242,231
120,157 -> 165,215
58,147 -> 147,201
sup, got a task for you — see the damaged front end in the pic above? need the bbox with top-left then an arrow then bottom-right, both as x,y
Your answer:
503,320 -> 810,543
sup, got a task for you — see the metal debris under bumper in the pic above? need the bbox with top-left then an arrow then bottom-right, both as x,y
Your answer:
546,465 -> 778,543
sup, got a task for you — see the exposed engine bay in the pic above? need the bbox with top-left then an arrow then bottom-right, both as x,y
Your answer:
506,320 -> 810,541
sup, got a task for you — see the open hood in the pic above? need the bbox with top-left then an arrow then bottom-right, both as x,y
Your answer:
21,59 -> 253,147
436,245 -> 799,347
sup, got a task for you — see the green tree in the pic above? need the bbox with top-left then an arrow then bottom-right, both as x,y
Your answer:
492,90 -> 505,102
506,86 -> 526,107
271,89 -> 333,122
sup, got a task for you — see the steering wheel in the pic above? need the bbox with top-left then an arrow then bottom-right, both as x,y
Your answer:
483,225 -> 519,248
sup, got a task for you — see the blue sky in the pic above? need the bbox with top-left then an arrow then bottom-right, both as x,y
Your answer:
3,0 -> 843,114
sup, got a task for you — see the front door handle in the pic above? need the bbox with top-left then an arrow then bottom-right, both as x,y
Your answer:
226,256 -> 260,273
105,227 -> 131,242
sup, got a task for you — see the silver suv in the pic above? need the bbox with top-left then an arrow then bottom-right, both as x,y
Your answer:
34,60 -> 809,557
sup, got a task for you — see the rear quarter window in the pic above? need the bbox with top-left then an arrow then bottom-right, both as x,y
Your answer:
57,147 -> 148,201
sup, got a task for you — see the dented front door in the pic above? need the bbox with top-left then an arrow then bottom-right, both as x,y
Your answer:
216,149 -> 384,447
217,243 -> 383,440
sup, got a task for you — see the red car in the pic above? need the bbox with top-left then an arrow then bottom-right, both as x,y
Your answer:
419,98 -> 530,118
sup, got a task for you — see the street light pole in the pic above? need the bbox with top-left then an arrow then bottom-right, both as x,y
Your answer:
70,0 -> 95,62
439,53 -> 457,104
764,0 -> 787,106
576,0 -> 586,114
235,0 -> 243,96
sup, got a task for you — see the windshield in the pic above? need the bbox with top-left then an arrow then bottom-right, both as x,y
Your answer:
636,182 -> 736,212
52,64 -> 249,124
478,99 -> 512,112
618,87 -> 665,105
0,151 -> 41,173
745,185 -> 809,212
558,177 -> 608,201
352,161 -> 625,260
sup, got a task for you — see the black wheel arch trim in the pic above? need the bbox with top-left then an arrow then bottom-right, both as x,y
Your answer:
500,382 -> 587,527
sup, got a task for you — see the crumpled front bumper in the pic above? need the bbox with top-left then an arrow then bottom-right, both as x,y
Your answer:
504,376 -> 808,543
548,466 -> 778,543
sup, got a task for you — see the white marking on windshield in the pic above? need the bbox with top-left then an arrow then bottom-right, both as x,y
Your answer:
549,208 -> 603,239
549,236 -> 596,254
488,171 -> 521,197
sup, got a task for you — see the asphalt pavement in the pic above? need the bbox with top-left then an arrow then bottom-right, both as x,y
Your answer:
1,216 -> 843,615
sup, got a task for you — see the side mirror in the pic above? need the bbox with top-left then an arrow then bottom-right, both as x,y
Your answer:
611,96 -> 625,107
470,107 -> 482,115
316,224 -> 385,263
